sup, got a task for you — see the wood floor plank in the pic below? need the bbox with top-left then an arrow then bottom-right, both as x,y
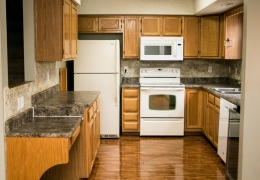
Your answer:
87,136 -> 228,180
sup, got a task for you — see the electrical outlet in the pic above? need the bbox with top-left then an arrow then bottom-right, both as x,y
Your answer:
124,66 -> 128,75
47,72 -> 50,81
21,96 -> 24,109
208,66 -> 212,73
17,97 -> 20,110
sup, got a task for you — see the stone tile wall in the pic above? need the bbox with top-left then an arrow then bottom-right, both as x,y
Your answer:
4,62 -> 57,121
121,59 -> 242,81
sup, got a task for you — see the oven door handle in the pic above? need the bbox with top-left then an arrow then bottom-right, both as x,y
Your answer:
141,87 -> 185,91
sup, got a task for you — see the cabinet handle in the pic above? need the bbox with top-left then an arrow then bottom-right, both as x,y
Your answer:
224,38 -> 234,47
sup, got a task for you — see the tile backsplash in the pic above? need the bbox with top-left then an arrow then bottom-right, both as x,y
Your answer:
121,59 -> 242,80
4,62 -> 57,121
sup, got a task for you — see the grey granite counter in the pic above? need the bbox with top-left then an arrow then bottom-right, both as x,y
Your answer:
6,116 -> 82,138
33,91 -> 100,116
6,86 -> 100,138
121,77 -> 140,88
184,83 -> 241,106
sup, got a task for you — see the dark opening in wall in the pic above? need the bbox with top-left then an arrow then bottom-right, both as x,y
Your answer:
6,0 -> 25,87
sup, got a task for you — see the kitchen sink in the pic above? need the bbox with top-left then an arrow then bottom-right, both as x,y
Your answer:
211,88 -> 241,94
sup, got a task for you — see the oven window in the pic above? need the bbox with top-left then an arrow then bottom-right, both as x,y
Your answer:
144,46 -> 171,55
149,94 -> 176,110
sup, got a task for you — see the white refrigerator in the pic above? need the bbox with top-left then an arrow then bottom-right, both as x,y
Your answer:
74,40 -> 120,138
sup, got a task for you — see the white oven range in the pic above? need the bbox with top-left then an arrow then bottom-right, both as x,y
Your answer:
140,68 -> 185,136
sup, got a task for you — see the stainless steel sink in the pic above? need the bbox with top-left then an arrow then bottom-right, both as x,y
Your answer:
211,88 -> 241,94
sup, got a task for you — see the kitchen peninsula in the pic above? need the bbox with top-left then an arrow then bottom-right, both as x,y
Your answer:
5,86 -> 100,180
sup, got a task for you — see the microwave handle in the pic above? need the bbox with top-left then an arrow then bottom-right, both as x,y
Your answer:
173,42 -> 177,57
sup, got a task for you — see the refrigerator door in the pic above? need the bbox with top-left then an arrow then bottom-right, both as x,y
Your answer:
74,74 -> 120,137
74,40 -> 120,73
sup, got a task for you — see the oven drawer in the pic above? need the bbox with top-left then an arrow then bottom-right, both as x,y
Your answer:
140,117 -> 184,136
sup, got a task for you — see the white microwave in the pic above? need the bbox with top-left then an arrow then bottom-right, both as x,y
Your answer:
140,36 -> 183,61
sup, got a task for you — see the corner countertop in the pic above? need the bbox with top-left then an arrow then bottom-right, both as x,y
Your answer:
33,91 -> 100,116
6,91 -> 100,138
5,116 -> 82,138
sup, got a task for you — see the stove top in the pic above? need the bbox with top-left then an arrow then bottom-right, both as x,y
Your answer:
139,68 -> 184,88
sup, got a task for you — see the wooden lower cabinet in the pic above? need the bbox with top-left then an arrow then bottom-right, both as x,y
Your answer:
122,88 -> 140,132
185,89 -> 202,132
202,92 -> 220,148
40,97 -> 100,180
185,89 -> 220,148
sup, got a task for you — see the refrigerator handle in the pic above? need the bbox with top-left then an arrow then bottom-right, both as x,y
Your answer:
116,74 -> 119,106
116,40 -> 119,73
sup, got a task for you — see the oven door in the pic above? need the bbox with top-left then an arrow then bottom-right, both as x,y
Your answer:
140,87 -> 185,117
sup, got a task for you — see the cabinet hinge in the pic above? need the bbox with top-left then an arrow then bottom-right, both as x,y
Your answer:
62,0 -> 64,5
181,29 -> 182,33
62,49 -> 64,55
181,19 -> 182,23
198,51 -> 200,54
198,19 -> 201,23
123,51 -> 125,54
140,19 -> 142,23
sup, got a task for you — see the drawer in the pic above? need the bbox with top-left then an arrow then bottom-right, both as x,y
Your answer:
123,112 -> 139,121
123,98 -> 139,112
123,89 -> 139,98
93,101 -> 97,112
123,122 -> 139,131
215,97 -> 220,108
88,106 -> 94,120
96,97 -> 100,108
208,93 -> 215,105
69,125 -> 80,150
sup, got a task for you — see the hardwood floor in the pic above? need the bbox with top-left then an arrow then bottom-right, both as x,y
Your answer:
87,136 -> 227,180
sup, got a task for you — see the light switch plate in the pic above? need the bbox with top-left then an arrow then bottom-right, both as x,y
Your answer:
208,66 -> 212,73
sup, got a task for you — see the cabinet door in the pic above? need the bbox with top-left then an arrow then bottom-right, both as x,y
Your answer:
200,16 -> 220,57
207,103 -> 214,143
123,17 -> 140,59
35,0 -> 63,61
98,17 -> 122,32
63,0 -> 72,59
219,14 -> 225,58
201,91 -> 208,135
185,89 -> 202,131
88,117 -> 94,173
225,12 -> 243,59
141,17 -> 161,36
213,97 -> 220,148
162,17 -> 182,36
71,3 -> 78,59
183,17 -> 199,57
78,16 -> 98,32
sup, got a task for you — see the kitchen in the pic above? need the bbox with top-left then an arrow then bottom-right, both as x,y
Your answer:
0,0 -> 260,180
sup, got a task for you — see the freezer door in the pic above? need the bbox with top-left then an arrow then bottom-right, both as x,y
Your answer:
74,74 -> 120,136
74,40 -> 120,73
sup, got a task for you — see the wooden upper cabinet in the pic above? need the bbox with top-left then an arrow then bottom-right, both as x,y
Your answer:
219,14 -> 225,58
225,12 -> 243,59
200,16 -> 220,57
98,17 -> 122,32
183,17 -> 199,57
141,17 -> 161,36
162,17 -> 182,36
78,16 -> 98,32
35,0 -> 78,61
71,3 -> 78,59
123,17 -> 140,59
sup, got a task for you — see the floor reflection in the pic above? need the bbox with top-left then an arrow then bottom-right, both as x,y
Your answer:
89,136 -> 227,180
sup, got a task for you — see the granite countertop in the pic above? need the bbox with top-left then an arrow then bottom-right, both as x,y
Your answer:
121,77 -> 140,88
6,90 -> 100,138
185,83 -> 241,106
33,91 -> 100,116
6,116 -> 82,138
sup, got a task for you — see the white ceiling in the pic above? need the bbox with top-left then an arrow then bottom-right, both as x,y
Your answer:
195,0 -> 243,15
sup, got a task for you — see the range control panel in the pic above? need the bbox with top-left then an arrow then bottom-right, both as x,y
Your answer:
140,68 -> 180,78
